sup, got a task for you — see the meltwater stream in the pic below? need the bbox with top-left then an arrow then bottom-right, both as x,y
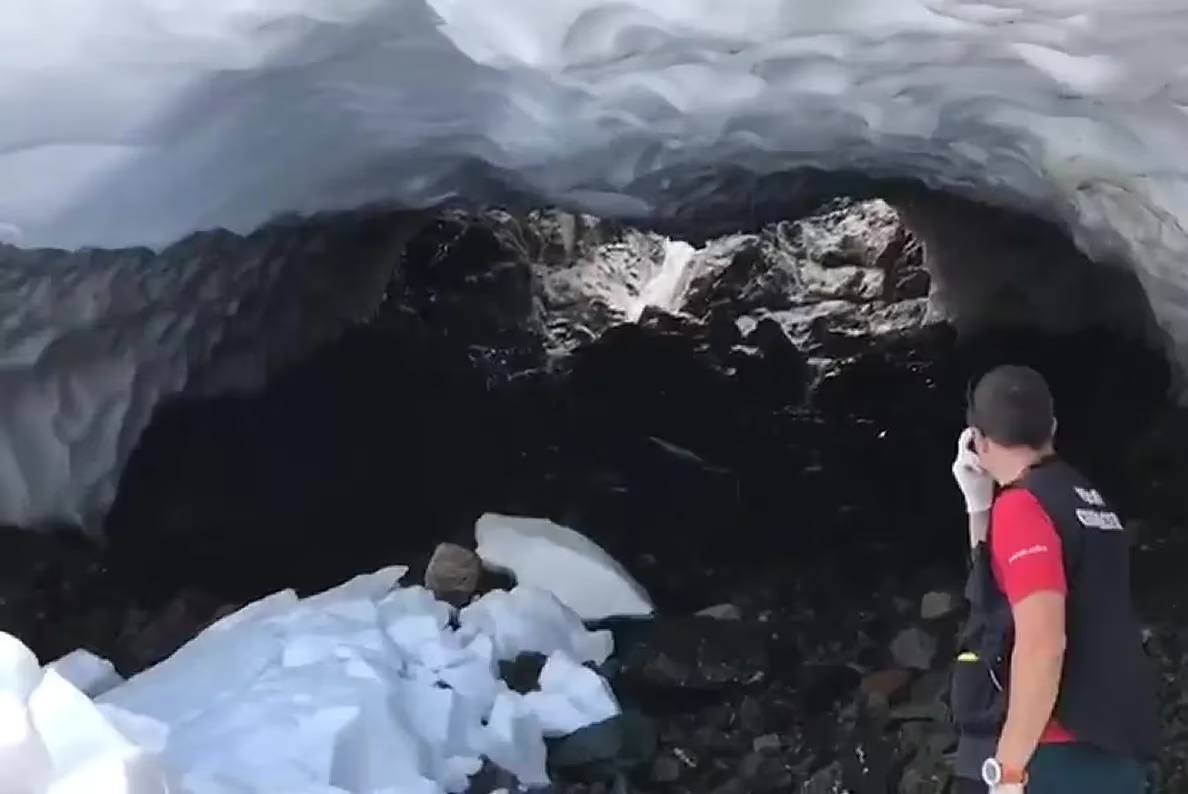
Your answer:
629,241 -> 696,321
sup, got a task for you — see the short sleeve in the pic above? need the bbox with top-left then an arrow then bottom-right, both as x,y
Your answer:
989,489 -> 1067,604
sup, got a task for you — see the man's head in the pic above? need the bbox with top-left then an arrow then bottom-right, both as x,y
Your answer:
966,365 -> 1056,485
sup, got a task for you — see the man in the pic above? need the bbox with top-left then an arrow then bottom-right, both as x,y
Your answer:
948,364 -> 1158,793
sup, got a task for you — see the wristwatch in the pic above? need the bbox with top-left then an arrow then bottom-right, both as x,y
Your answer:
981,757 -> 1028,787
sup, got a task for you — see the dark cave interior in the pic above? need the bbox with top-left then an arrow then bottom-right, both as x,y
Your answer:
101,315 -> 1173,609
93,190 -> 1179,614
3,188 -> 1188,793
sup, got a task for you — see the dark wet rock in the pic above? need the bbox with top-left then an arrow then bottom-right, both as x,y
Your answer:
794,664 -> 862,714
892,267 -> 931,302
499,652 -> 548,694
737,695 -> 766,734
560,321 -> 739,461
466,759 -> 521,794
800,761 -> 845,794
616,617 -> 770,693
920,590 -> 959,620
889,627 -> 939,671
895,717 -> 956,765
773,297 -> 934,359
424,542 -> 481,606
888,698 -> 950,725
680,199 -> 935,361
395,208 -> 674,370
734,317 -> 811,405
396,212 -> 550,374
804,263 -> 884,302
690,710 -> 752,756
906,670 -> 951,710
859,668 -> 912,710
649,754 -> 682,783
752,733 -> 783,753
682,199 -> 909,311
617,711 -> 660,769
835,703 -> 898,792
117,588 -> 226,670
897,763 -> 951,794
549,718 -> 624,777
731,748 -> 794,793
0,528 -> 147,677
550,712 -> 656,780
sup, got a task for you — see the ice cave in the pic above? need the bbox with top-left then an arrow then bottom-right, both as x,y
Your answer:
1,1 -> 1188,792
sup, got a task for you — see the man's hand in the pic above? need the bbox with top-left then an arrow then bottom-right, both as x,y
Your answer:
952,427 -> 994,514
991,784 -> 1024,794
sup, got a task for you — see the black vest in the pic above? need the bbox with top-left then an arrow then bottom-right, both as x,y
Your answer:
951,456 -> 1159,760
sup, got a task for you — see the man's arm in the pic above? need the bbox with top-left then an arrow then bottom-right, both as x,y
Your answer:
996,590 -> 1066,771
989,490 -> 1068,773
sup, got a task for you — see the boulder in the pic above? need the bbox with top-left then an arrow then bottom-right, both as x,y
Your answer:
424,542 -> 482,606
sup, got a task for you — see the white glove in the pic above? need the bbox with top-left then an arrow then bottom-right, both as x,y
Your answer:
952,428 -> 994,514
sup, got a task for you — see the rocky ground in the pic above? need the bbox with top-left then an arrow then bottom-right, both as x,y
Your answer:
2,199 -> 1187,792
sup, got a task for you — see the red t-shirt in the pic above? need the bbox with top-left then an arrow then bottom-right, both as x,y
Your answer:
989,488 -> 1076,744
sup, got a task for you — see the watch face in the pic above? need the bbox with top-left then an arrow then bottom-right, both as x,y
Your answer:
981,757 -> 1002,786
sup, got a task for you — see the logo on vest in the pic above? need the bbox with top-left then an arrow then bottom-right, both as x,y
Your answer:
1007,543 -> 1051,564
1072,486 -> 1122,531
1075,508 -> 1123,531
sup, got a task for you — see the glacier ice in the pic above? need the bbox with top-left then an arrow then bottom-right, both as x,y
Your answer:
3,0 -> 1188,526
45,650 -> 125,699
0,214 -> 414,528
0,568 -> 623,793
475,513 -> 655,622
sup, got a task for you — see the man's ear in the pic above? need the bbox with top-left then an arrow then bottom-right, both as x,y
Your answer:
1051,416 -> 1058,437
972,430 -> 989,456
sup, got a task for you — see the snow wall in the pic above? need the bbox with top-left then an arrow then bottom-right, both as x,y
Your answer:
1,0 -> 1187,528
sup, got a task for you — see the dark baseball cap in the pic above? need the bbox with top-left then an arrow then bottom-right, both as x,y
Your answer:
966,365 -> 1055,448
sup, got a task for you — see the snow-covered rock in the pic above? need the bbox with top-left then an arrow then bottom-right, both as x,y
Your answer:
475,513 -> 655,621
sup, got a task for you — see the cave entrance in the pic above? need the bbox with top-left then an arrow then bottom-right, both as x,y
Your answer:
3,183 -> 1186,793
89,185 -> 1175,615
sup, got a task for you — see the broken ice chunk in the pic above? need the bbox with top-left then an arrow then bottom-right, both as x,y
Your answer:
47,650 -> 124,699
0,631 -> 45,700
386,613 -> 459,671
96,704 -> 170,756
480,690 -> 549,787
523,652 -> 620,737
28,669 -> 144,776
440,755 -> 483,794
435,633 -> 499,718
203,589 -> 300,634
0,691 -> 53,793
459,586 -> 613,664
475,513 -> 654,621
380,586 -> 455,630
301,565 -> 410,610
45,748 -> 175,794
398,678 -> 474,758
